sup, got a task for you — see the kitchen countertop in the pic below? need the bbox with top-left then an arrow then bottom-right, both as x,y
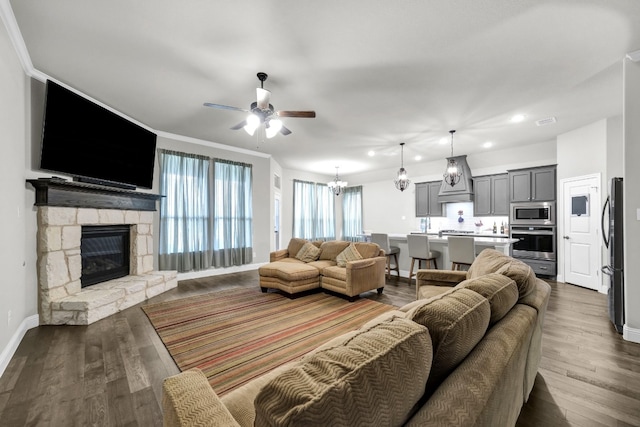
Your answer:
382,233 -> 518,245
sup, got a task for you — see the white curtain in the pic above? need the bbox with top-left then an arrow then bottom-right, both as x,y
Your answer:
293,179 -> 335,240
212,159 -> 253,267
158,150 -> 253,272
158,150 -> 211,272
342,185 -> 363,241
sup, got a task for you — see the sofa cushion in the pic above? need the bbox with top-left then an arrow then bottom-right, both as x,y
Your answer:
254,316 -> 433,427
455,273 -> 519,326
496,261 -> 537,300
321,265 -> 347,281
287,238 -> 310,259
406,287 -> 490,394
258,261 -> 320,281
295,241 -> 322,262
319,240 -> 351,261
336,243 -> 363,267
467,249 -> 537,300
353,242 -> 381,259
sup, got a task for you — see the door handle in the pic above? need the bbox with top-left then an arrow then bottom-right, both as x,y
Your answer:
563,236 -> 570,240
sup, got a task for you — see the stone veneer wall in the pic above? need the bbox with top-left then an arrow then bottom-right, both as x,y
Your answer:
37,206 -> 177,325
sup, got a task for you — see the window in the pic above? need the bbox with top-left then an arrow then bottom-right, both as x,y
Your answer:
293,180 -> 335,240
158,150 -> 253,272
342,185 -> 363,242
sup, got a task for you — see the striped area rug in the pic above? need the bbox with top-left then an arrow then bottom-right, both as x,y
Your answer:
142,288 -> 395,396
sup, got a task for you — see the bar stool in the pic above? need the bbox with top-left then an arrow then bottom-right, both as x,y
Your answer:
447,236 -> 476,271
370,233 -> 400,279
407,234 -> 441,284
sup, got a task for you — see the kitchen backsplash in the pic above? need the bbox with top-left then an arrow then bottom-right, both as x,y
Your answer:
417,202 -> 509,234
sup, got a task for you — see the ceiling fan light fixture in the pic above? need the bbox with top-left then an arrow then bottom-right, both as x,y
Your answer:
265,119 -> 282,138
394,143 -> 411,192
204,72 -> 316,138
244,114 -> 260,135
443,130 -> 462,187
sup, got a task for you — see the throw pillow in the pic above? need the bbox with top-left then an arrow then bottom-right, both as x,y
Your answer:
406,287 -> 490,395
336,243 -> 363,267
455,273 -> 518,326
254,316 -> 433,427
295,242 -> 322,262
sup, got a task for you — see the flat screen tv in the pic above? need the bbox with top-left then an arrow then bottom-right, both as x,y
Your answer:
40,80 -> 157,189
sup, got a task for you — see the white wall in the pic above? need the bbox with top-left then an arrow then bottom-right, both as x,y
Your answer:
0,17 -> 38,367
623,56 -> 640,342
556,119 -> 609,285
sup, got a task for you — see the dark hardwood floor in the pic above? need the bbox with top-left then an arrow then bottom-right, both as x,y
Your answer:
0,271 -> 638,426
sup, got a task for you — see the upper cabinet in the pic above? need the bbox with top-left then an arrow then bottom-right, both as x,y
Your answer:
508,165 -> 556,202
473,173 -> 509,216
415,181 -> 444,217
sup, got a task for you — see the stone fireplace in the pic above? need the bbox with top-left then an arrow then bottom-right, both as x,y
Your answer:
29,179 -> 177,325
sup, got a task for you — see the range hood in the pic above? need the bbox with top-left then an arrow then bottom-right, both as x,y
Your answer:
437,155 -> 474,203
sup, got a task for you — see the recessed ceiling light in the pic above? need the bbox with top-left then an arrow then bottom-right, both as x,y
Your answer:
367,150 -> 375,156
511,114 -> 525,123
414,155 -> 422,161
483,141 -> 493,148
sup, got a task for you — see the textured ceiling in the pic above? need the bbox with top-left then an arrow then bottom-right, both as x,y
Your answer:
8,0 -> 640,177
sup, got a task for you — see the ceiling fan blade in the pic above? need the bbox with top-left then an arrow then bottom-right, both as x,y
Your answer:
280,124 -> 292,135
203,102 -> 249,113
256,88 -> 271,110
276,110 -> 316,118
230,120 -> 247,130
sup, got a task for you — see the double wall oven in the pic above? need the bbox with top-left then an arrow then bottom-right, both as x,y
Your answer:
509,202 -> 556,276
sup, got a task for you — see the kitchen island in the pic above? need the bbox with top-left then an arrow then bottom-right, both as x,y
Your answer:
366,233 -> 518,279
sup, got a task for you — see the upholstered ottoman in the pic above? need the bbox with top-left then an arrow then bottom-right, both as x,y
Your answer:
258,261 -> 321,295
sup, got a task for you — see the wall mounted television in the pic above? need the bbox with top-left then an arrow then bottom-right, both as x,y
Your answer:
40,80 -> 157,190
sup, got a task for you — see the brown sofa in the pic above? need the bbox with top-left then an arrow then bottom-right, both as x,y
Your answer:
162,249 -> 551,426
258,238 -> 387,300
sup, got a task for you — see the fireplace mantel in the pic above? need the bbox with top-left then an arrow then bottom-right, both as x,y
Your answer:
27,178 -> 163,211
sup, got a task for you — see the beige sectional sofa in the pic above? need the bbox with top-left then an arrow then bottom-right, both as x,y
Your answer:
162,249 -> 551,427
258,238 -> 387,300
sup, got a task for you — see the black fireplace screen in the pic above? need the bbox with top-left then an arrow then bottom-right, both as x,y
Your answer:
81,225 -> 130,287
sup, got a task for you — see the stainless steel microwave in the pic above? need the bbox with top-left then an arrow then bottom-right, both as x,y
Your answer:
510,202 -> 555,225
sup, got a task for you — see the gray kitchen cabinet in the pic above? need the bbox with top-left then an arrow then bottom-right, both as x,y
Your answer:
508,166 -> 556,202
473,173 -> 508,216
415,181 -> 444,217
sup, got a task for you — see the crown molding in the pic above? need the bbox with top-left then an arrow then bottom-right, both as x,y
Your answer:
155,130 -> 271,159
0,0 -> 46,81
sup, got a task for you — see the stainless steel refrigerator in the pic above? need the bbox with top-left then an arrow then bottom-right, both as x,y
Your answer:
601,177 -> 624,333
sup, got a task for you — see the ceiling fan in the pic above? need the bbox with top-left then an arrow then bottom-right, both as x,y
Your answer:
203,72 -> 316,138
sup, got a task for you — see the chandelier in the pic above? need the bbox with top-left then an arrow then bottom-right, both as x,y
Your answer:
394,143 -> 411,192
443,130 -> 462,187
328,166 -> 347,196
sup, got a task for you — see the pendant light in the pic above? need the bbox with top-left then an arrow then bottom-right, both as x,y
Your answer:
328,166 -> 347,196
443,130 -> 462,187
394,143 -> 410,192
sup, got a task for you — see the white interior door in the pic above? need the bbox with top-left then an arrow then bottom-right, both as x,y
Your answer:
562,175 -> 600,290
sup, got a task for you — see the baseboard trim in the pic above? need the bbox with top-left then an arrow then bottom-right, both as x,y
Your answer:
177,263 -> 263,282
0,314 -> 39,377
623,324 -> 640,344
